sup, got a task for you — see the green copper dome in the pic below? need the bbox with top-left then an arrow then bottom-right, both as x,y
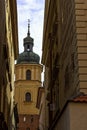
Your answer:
17,20 -> 40,64
17,51 -> 40,64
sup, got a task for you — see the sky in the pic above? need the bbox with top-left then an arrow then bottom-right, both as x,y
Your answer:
17,0 -> 45,62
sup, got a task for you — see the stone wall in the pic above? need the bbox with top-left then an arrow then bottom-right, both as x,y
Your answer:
75,0 -> 87,93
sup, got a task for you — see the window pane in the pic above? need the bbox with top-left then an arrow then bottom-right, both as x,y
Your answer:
26,70 -> 31,80
25,92 -> 31,102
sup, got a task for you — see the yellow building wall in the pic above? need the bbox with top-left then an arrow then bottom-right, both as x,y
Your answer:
15,64 -> 42,81
15,85 -> 39,114
15,63 -> 42,115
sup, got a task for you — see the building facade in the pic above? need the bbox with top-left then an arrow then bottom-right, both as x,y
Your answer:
0,0 -> 19,129
14,23 -> 43,130
42,0 -> 87,130
36,87 -> 45,130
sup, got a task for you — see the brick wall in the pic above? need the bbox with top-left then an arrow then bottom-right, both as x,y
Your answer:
18,114 -> 39,130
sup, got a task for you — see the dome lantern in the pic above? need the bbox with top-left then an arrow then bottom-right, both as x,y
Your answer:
23,19 -> 34,52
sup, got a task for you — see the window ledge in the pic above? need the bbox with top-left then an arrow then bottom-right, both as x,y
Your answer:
23,101 -> 33,104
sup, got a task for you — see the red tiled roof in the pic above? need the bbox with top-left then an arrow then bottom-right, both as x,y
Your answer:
72,95 -> 87,102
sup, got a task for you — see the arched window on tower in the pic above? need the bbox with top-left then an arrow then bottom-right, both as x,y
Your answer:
26,70 -> 31,80
25,92 -> 31,102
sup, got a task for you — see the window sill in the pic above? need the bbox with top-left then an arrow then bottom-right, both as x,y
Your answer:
23,101 -> 33,104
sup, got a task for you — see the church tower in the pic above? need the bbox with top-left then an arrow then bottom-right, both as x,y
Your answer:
14,21 -> 43,130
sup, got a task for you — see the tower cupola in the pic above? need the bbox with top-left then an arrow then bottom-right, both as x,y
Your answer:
17,20 -> 40,64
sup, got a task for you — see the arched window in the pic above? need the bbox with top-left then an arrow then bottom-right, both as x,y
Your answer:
25,92 -> 31,102
26,70 -> 31,80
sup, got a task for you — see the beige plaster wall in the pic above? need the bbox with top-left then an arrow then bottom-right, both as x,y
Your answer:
55,105 -> 70,130
69,102 -> 87,130
15,63 -> 42,115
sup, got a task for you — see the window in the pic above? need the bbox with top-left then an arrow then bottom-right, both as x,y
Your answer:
27,45 -> 30,51
27,45 -> 30,49
25,92 -> 31,102
26,70 -> 31,80
30,115 -> 34,123
23,116 -> 26,122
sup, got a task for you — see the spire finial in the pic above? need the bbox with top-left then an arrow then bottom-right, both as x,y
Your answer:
27,19 -> 30,36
